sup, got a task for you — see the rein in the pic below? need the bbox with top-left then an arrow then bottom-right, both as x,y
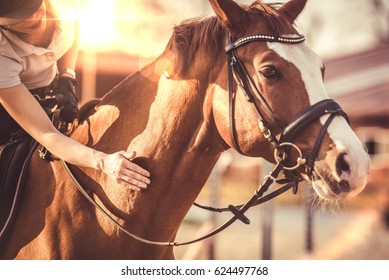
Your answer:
61,158 -> 294,247
58,32 -> 348,247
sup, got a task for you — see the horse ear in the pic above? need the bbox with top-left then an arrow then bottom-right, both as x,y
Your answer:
278,0 -> 307,23
209,0 -> 246,30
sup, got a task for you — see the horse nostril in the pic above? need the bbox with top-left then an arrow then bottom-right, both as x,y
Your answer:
338,180 -> 350,193
336,152 -> 350,177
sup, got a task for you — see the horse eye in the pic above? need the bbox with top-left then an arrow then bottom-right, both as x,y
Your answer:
260,66 -> 279,80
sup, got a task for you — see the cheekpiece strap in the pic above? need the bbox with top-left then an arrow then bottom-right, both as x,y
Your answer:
225,34 -> 305,53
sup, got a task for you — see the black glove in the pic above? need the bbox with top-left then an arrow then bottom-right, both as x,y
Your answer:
52,76 -> 79,122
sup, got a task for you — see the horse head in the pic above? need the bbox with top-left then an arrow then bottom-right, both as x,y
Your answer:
209,0 -> 370,200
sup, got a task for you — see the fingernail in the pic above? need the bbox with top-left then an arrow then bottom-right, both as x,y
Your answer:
146,179 -> 151,184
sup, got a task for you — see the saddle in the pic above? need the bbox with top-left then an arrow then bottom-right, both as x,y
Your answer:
0,96 -> 95,246
0,80 -> 77,246
0,130 -> 38,244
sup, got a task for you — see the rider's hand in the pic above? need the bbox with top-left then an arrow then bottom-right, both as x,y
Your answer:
101,151 -> 151,191
52,76 -> 79,122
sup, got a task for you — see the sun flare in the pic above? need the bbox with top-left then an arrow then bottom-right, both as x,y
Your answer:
78,0 -> 118,51
76,0 -> 211,57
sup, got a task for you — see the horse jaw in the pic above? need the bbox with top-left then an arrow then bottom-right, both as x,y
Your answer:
267,42 -> 370,201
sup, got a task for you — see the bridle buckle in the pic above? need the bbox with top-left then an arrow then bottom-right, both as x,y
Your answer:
258,120 -> 272,139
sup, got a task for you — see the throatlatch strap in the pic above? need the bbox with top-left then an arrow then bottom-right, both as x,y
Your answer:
227,48 -> 244,155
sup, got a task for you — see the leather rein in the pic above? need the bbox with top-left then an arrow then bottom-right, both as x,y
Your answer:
59,32 -> 348,247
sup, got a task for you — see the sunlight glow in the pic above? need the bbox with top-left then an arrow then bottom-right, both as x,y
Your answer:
76,0 -> 213,57
78,0 -> 118,51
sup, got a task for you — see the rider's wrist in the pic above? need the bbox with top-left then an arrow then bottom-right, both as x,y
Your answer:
95,152 -> 106,172
59,68 -> 76,79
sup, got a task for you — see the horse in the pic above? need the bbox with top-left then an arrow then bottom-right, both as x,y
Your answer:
1,0 -> 370,259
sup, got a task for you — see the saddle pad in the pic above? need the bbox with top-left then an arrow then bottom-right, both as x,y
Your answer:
0,132 -> 37,245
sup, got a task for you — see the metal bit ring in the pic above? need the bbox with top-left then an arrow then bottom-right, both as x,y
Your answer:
274,142 -> 307,171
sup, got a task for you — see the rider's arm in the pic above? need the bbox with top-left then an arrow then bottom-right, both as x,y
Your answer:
0,84 -> 150,190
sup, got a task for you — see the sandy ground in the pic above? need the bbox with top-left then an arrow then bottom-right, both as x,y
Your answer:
173,204 -> 389,260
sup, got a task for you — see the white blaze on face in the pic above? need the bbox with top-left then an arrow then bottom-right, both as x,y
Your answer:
267,41 -> 370,195
267,41 -> 327,104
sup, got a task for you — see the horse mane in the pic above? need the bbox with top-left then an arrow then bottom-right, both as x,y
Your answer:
167,1 -> 296,77
167,16 -> 225,78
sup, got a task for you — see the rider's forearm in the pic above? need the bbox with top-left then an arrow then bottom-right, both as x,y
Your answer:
40,130 -> 105,170
1,84 -> 150,189
0,84 -> 104,170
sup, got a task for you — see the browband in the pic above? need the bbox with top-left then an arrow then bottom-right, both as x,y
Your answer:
225,34 -> 305,53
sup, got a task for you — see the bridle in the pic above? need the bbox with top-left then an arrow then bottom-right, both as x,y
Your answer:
59,32 -> 349,247
193,32 -> 349,235
224,33 -> 349,179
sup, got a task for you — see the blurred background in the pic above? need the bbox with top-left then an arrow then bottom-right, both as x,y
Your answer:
75,0 -> 389,259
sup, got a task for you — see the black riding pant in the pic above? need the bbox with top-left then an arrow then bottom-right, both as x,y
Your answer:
0,108 -> 20,145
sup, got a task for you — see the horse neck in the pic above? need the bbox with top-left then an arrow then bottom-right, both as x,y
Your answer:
71,51 -> 227,230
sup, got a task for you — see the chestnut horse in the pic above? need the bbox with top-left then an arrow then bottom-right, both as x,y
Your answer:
1,0 -> 370,259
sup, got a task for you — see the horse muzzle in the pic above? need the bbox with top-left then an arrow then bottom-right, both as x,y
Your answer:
276,99 -> 370,200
